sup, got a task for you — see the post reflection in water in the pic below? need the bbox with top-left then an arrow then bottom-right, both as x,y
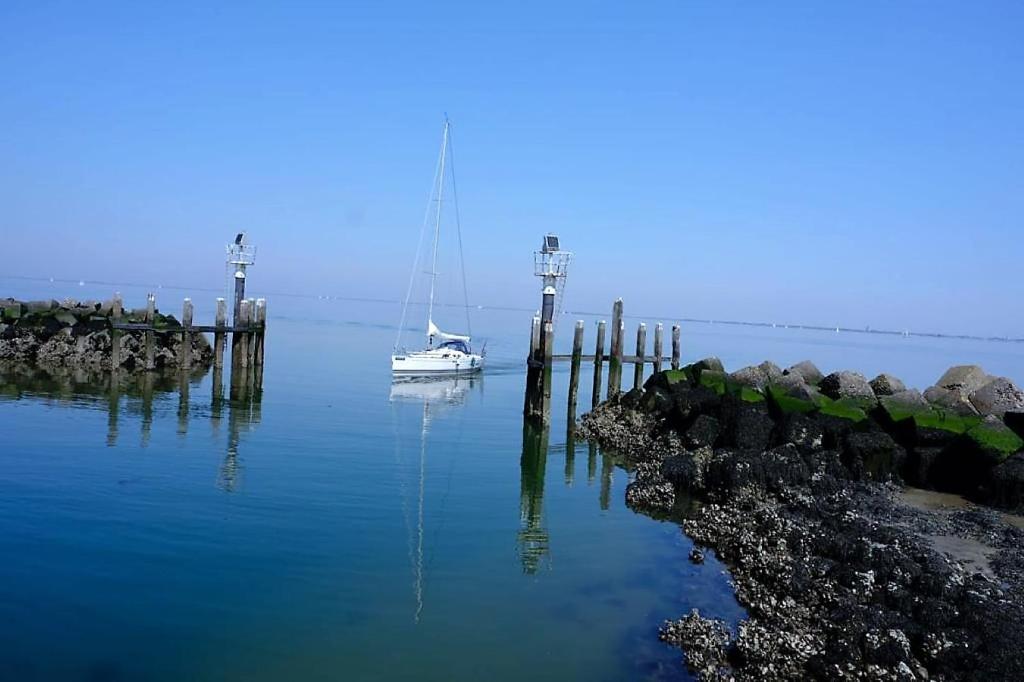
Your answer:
389,374 -> 480,623
518,420 -> 550,575
518,422 -> 619,574
0,365 -> 262,492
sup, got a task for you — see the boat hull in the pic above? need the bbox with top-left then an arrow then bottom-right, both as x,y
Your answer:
391,351 -> 483,375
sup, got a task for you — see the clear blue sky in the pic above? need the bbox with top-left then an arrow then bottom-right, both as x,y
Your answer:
2,1 -> 1022,336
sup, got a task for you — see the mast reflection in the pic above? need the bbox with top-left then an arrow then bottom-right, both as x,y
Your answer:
389,373 -> 481,623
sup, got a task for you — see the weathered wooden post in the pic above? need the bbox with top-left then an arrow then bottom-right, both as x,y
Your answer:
254,298 -> 266,368
244,298 -> 257,368
671,324 -> 681,370
524,315 -> 542,419
214,298 -> 227,369
110,292 -> 123,370
653,323 -> 663,374
591,320 -> 606,408
144,293 -> 156,371
633,323 -> 646,389
567,320 -> 584,426
232,298 -> 251,370
541,321 -> 554,423
608,299 -> 623,398
180,298 -> 193,370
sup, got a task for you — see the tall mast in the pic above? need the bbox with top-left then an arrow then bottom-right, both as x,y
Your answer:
426,119 -> 449,346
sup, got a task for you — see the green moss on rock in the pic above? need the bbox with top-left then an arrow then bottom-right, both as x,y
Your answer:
967,420 -> 1024,460
740,386 -> 766,404
913,410 -> 981,435
818,396 -> 868,423
699,369 -> 728,395
662,369 -> 690,386
767,385 -> 818,414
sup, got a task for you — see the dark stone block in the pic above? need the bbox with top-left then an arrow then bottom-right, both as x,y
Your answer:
683,414 -> 721,449
841,431 -> 905,482
719,398 -> 775,452
1006,411 -> 1024,440
989,453 -> 1024,510
777,412 -> 825,452
906,447 -> 943,487
669,384 -> 721,427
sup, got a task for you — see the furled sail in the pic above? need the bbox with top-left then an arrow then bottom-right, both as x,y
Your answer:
428,319 -> 471,343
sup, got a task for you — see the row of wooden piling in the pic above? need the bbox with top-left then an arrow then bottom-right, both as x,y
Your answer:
524,298 -> 681,425
108,293 -> 266,377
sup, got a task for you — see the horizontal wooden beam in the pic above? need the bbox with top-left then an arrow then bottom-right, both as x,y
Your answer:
550,354 -> 672,364
111,323 -> 261,333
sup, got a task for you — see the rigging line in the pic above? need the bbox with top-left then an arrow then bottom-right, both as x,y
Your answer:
395,126 -> 447,352
426,119 -> 449,345
445,120 -> 473,339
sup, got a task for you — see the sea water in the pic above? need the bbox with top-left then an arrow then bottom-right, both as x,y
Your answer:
1,280 -> 1022,681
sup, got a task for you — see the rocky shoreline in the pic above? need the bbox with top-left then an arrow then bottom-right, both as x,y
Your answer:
0,297 -> 212,371
578,359 -> 1024,680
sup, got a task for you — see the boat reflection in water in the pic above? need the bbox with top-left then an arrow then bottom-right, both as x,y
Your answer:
389,373 -> 481,623
0,363 -> 262,492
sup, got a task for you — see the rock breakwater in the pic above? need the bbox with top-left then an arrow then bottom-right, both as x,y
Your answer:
0,297 -> 212,372
579,358 -> 1024,680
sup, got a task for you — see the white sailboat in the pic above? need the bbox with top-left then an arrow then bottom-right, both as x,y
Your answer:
392,118 -> 483,375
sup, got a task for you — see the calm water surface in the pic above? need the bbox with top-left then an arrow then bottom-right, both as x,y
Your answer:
2,283 -> 1022,681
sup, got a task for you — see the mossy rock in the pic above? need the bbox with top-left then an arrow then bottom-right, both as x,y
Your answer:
2,305 -> 22,321
699,369 -> 728,396
643,368 -> 694,393
912,409 -> 981,435
153,313 -> 181,330
739,386 -> 766,404
966,419 -> 1024,461
817,396 -> 868,423
663,369 -> 690,386
878,394 -> 931,424
767,384 -> 819,415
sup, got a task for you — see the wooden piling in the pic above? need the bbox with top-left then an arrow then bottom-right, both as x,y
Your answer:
144,293 -> 156,371
633,323 -> 646,389
608,299 -> 623,398
110,293 -> 123,370
180,298 -> 193,370
541,321 -> 554,424
567,320 -> 584,426
591,320 -> 606,409
524,315 -> 542,420
254,298 -> 266,367
232,299 -> 251,370
214,298 -> 227,369
671,324 -> 681,370
653,323 -> 663,374
246,298 -> 257,368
